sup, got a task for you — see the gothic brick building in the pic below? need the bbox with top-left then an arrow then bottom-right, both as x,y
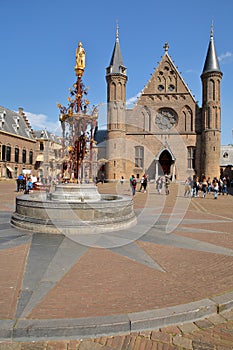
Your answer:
103,27 -> 222,182
0,106 -> 36,179
0,107 -> 62,181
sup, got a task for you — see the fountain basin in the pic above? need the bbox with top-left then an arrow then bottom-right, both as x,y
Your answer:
49,183 -> 101,202
11,184 -> 137,234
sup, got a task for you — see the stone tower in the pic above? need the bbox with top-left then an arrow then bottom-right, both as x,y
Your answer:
201,26 -> 223,180
105,26 -> 127,180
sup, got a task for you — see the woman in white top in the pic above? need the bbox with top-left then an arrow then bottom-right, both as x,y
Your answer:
212,179 -> 219,199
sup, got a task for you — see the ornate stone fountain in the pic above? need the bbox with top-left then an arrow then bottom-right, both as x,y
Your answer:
11,42 -> 136,235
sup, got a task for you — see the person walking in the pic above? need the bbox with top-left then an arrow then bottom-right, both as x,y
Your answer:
165,175 -> 170,195
129,174 -> 133,189
139,175 -> 145,192
25,177 -> 33,194
207,177 -> 211,194
195,177 -> 200,197
156,176 -> 163,194
142,174 -> 148,193
192,176 -> 200,197
222,177 -> 228,195
184,178 -> 191,197
201,178 -> 208,198
17,174 -> 24,192
212,179 -> 219,199
218,177 -> 223,195
131,175 -> 137,196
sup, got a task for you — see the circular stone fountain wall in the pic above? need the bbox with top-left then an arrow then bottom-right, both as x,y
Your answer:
11,184 -> 137,234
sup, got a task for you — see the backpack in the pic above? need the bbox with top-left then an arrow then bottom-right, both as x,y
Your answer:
132,178 -> 137,186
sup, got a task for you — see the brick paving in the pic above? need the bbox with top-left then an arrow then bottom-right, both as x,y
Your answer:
0,179 -> 233,349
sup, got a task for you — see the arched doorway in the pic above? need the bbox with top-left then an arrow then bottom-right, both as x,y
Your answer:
159,150 -> 172,176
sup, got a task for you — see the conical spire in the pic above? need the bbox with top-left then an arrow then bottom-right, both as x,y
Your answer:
107,23 -> 126,75
202,24 -> 221,74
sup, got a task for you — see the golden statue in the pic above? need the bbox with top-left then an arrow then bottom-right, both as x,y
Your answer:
75,42 -> 85,76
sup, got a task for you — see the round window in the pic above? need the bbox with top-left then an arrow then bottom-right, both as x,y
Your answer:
158,84 -> 164,91
169,84 -> 175,91
155,109 -> 177,130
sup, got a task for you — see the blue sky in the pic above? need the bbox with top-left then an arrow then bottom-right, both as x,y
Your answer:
0,0 -> 233,144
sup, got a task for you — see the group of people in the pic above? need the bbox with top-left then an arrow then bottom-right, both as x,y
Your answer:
16,174 -> 37,193
155,175 -> 171,195
184,175 -> 231,199
129,173 -> 171,196
123,173 -> 231,199
139,174 -> 148,193
129,174 -> 148,196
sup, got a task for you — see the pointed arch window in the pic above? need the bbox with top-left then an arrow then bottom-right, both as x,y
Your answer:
117,81 -> 122,100
187,147 -> 196,169
110,82 -> 117,100
208,79 -> 215,101
142,107 -> 151,131
214,106 -> 218,129
208,107 -> 211,129
183,107 -> 193,132
135,146 -> 144,168
217,80 -> 220,101
184,111 -> 187,131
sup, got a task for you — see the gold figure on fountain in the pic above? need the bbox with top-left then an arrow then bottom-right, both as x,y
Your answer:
75,42 -> 85,77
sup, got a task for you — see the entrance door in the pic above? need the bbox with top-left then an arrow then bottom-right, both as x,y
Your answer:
159,150 -> 172,176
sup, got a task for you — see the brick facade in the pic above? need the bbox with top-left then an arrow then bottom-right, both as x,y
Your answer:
0,131 -> 36,179
0,107 -> 62,181
105,31 -> 222,182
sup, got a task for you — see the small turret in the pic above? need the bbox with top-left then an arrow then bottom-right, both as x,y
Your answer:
105,24 -> 128,181
106,24 -> 127,76
201,24 -> 223,180
202,25 -> 221,75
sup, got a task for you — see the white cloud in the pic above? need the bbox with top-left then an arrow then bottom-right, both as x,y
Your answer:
126,93 -> 140,107
185,69 -> 198,74
218,51 -> 233,63
24,111 -> 62,134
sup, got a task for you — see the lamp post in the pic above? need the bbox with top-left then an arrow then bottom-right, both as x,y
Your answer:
57,42 -> 98,183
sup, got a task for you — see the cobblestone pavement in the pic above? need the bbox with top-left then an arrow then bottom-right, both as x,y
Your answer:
0,179 -> 233,349
1,310 -> 233,349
